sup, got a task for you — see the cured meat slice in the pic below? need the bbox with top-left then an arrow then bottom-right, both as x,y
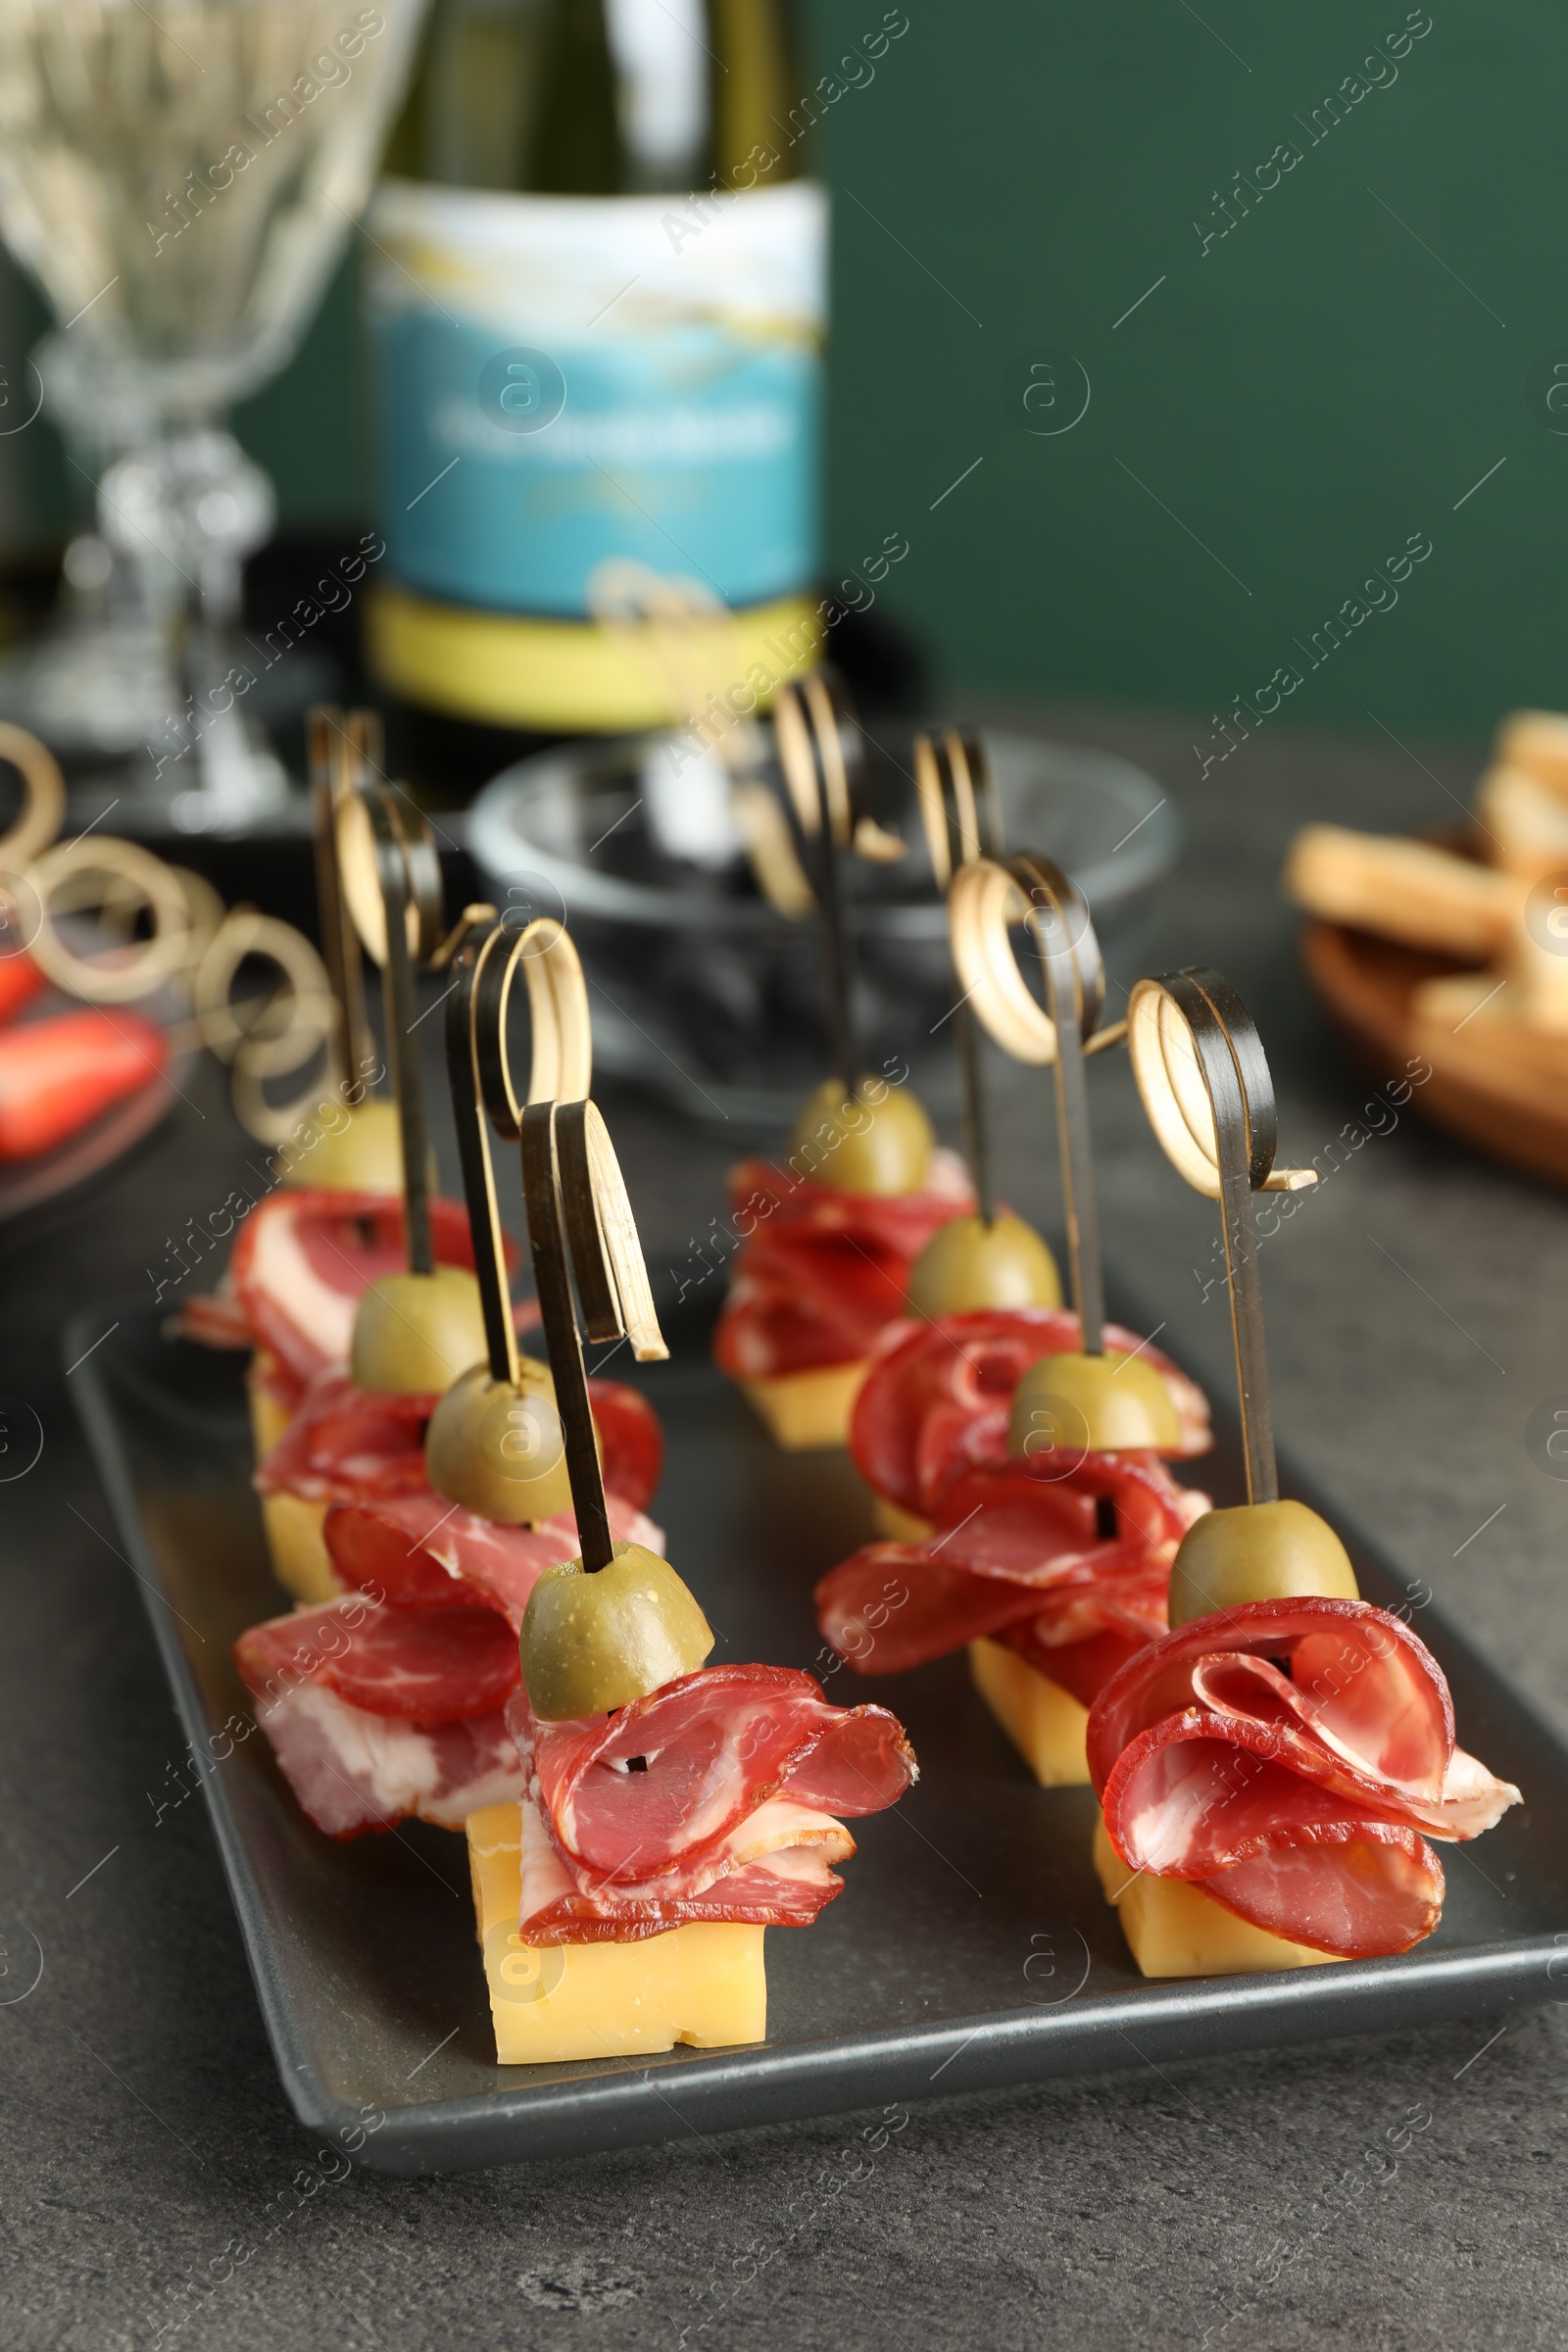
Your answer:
713,1149 -> 974,1379
233,1594 -> 525,1838
1088,1597 -> 1521,1958
320,1490 -> 665,1626
501,1666 -> 916,1940
814,1459 -> 1206,1701
232,1188 -> 485,1388
850,1307 -> 1212,1521
255,1369 -> 663,1512
514,1790 -> 859,1941
236,1594 -> 518,1719
255,1375 -> 433,1502
250,1681 -> 520,1838
181,1188 -> 508,1403
521,1664 -> 917,1882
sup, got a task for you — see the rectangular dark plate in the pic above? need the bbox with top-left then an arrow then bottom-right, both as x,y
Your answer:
71,1298 -> 1568,2176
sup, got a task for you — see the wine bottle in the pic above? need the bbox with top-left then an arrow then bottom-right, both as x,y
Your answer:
363,0 -> 830,799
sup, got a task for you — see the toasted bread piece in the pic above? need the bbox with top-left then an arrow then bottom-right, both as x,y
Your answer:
1496,710 -> 1568,800
1476,764 -> 1568,882
1283,826 -> 1518,958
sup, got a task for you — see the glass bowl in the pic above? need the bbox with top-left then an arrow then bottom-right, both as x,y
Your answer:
466,722 -> 1178,1132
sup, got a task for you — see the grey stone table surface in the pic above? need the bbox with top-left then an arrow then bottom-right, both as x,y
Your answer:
6,702 -> 1568,2352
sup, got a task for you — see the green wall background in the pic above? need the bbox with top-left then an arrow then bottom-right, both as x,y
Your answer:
16,2 -> 1566,745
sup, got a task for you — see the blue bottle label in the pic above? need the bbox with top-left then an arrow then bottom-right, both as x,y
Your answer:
366,178 -> 826,619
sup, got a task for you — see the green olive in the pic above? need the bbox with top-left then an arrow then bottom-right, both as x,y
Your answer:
350,1266 -> 490,1396
278,1098 -> 411,1194
520,1542 -> 714,1720
907,1212 -> 1062,1318
425,1356 -> 573,1524
1167,1499 -> 1359,1629
788,1075 -> 935,1198
1007,1348 -> 1181,1458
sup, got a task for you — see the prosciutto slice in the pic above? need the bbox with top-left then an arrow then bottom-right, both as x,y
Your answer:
181,1187 -> 531,1419
233,1595 -> 525,1838
850,1307 -> 1212,1522
510,1665 -> 918,1941
321,1489 -> 665,1626
1088,1597 -> 1522,1957
238,1593 -> 517,1717
254,1368 -> 663,1513
713,1149 -> 974,1379
227,1189 -> 486,1388
815,1458 -> 1208,1704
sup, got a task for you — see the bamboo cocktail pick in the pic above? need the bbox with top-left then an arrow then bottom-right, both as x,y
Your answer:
948,853 -> 1174,1486
306,704 -> 375,1095
899,739 -> 1064,1320
765,676 -> 935,1193
336,778 -> 495,1392
914,727 -> 1002,1221
423,915 -> 592,1524
1125,968 -> 1355,1623
772,672 -> 864,1094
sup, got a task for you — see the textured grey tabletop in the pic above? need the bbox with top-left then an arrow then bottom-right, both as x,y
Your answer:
7,703 -> 1567,2352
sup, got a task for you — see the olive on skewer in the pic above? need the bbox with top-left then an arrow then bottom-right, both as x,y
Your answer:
1124,967 -> 1352,1618
515,1100 -> 711,1720
906,729 -> 1061,1318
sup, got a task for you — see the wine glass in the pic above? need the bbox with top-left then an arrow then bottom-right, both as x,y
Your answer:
0,0 -> 427,830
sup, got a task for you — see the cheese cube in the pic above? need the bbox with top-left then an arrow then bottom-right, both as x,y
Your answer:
248,1351 -> 296,1459
871,1494 -> 933,1543
260,1492 -> 342,1606
1092,1811 -> 1332,1977
739,1359 -> 868,1449
466,1803 -> 767,2065
969,1637 -> 1090,1787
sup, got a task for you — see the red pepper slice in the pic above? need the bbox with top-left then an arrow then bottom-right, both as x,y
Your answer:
0,1007 -> 168,1160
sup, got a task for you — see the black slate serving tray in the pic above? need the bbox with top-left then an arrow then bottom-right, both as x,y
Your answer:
70,1298 -> 1568,2175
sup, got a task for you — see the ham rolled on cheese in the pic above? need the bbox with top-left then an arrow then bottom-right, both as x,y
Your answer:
1087,1597 -> 1521,1958
713,1151 -> 975,1381
511,1665 -> 918,1941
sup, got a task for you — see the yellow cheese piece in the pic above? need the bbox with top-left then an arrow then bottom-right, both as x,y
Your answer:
871,1494 -> 932,1543
738,1359 -> 868,1450
260,1492 -> 343,1606
248,1352 -> 295,1459
969,1638 -> 1090,1787
1092,1811 -> 1332,1977
466,1803 -> 768,2065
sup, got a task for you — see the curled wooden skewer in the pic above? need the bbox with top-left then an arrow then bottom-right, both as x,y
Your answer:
0,721 -> 66,875
337,783 -> 445,1274
951,851 -> 1115,1356
308,704 -> 375,1093
1126,968 -> 1315,1504
915,726 -> 1003,1222
450,915 -> 592,1386
519,1099 -> 667,1575
772,673 -> 863,1089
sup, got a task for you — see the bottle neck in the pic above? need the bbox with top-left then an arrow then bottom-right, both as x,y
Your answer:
383,0 -> 805,196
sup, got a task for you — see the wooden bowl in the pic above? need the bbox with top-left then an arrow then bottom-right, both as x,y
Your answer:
1300,917 -> 1568,1188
